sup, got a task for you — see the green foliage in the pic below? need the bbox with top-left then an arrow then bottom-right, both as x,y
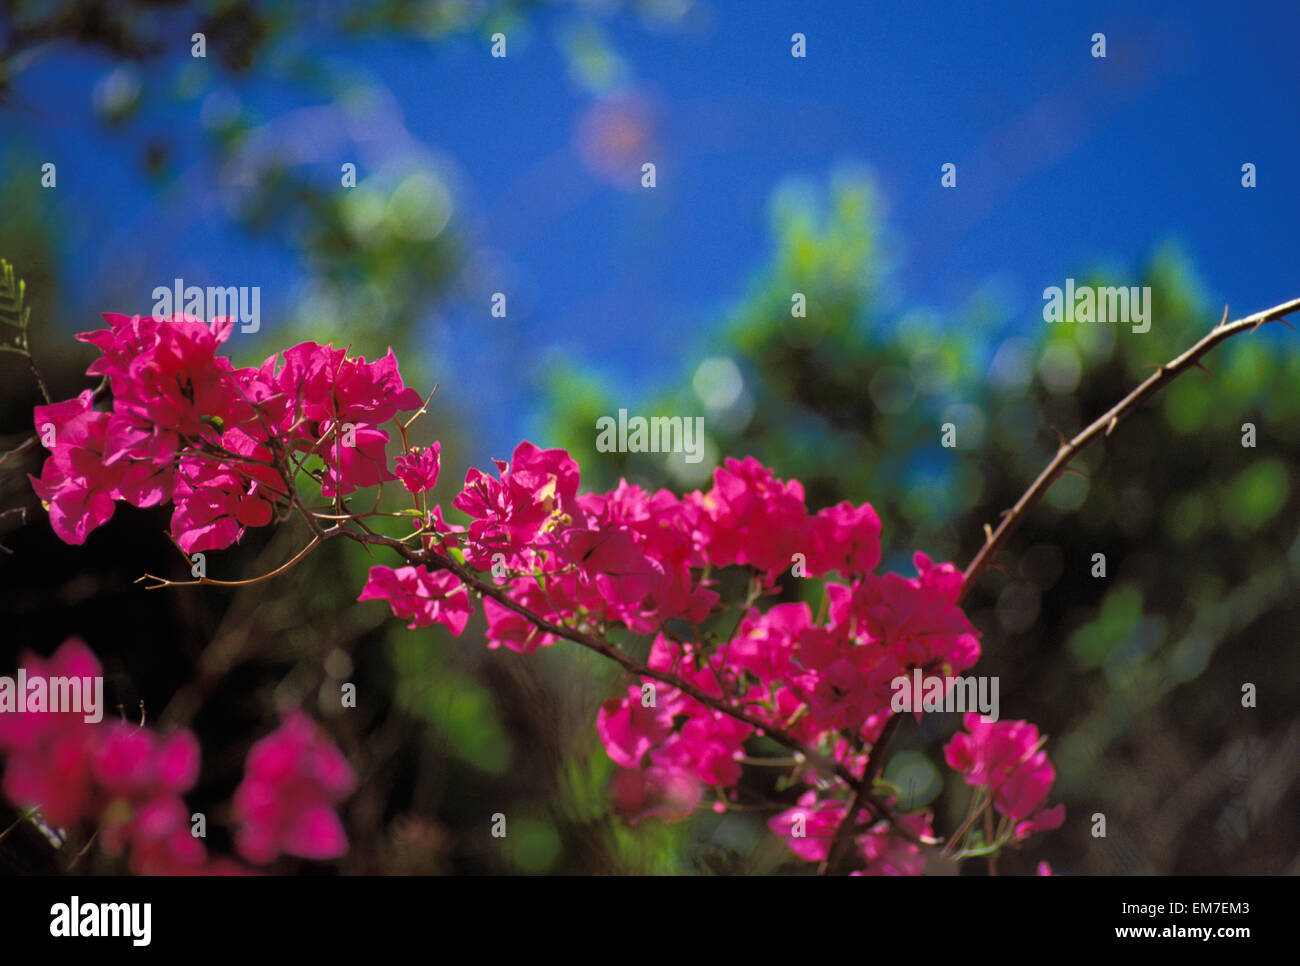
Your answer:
0,258 -> 31,354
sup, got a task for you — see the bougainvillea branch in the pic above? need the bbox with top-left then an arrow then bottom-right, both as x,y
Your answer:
960,297 -> 1300,602
816,295 -> 1298,874
820,711 -> 901,874
3,289 -> 1292,875
218,518 -> 914,836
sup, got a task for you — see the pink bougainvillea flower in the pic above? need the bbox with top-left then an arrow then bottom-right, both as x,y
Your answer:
560,526 -> 662,607
317,420 -> 397,498
596,685 -> 674,769
687,456 -> 807,579
28,391 -> 119,545
853,811 -> 932,876
273,342 -> 421,427
232,712 -> 356,865
122,796 -> 209,875
571,481 -> 717,630
170,457 -> 251,554
357,564 -> 472,635
0,638 -> 104,828
803,499 -> 882,578
656,712 -> 752,788
945,712 -> 1064,836
1015,803 -> 1066,841
92,725 -> 200,801
482,578 -> 570,654
726,602 -> 810,688
169,428 -> 282,553
394,443 -> 441,494
92,724 -> 206,873
77,313 -> 243,437
453,441 -> 580,564
768,792 -> 850,862
608,763 -> 702,825
1,728 -> 99,830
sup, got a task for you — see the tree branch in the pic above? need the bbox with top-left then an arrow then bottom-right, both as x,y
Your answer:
816,296 -> 1299,874
960,297 -> 1300,602
819,711 -> 903,875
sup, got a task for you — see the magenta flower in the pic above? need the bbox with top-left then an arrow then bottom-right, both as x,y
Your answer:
769,792 -> 850,862
232,712 -> 356,865
945,712 -> 1065,835
170,434 -> 281,553
560,527 -> 662,607
687,456 -> 808,579
0,639 -> 103,828
77,313 -> 243,438
608,764 -> 701,825
596,686 -> 674,769
357,564 -> 472,635
483,579 -> 567,654
453,441 -> 580,565
273,342 -> 421,427
0,639 -> 218,874
28,391 -> 119,545
122,797 -> 208,875
92,724 -> 206,873
395,442 -> 441,494
852,811 -> 932,876
803,499 -> 882,578
567,482 -> 717,631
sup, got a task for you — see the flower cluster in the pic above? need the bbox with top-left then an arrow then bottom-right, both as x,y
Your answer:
0,638 -> 353,872
768,795 -> 933,875
31,313 -> 424,550
0,639 -> 213,873
944,712 -> 1065,840
357,441 -> 1055,873
232,712 -> 356,865
27,314 -> 1064,875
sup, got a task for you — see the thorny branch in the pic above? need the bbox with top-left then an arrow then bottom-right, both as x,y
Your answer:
960,297 -> 1300,602
818,296 -> 1298,872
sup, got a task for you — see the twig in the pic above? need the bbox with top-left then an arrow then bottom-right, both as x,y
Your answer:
0,806 -> 41,844
819,712 -> 903,874
0,433 -> 37,470
136,535 -> 322,590
960,297 -> 1300,601
814,296 -> 1299,873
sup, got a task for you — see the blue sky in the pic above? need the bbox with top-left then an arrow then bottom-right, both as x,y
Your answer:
5,0 -> 1298,457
